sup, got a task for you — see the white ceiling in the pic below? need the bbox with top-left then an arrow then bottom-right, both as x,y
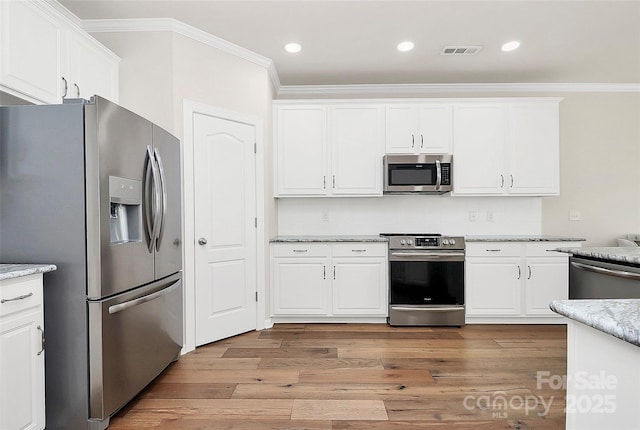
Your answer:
60,0 -> 640,86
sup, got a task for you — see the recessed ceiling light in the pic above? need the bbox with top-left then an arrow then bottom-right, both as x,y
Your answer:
284,42 -> 302,53
397,41 -> 415,52
501,41 -> 520,52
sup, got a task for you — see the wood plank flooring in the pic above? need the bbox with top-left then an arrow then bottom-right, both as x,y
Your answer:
109,324 -> 567,430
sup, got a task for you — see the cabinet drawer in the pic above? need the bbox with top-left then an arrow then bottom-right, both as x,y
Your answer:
332,243 -> 387,258
0,274 -> 43,317
272,243 -> 331,258
465,242 -> 521,257
525,242 -> 578,257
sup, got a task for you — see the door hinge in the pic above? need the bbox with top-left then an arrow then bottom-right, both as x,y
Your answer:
254,142 -> 257,154
255,291 -> 258,302
255,217 -> 258,228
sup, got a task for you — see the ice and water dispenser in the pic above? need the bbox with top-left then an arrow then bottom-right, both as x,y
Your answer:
109,176 -> 142,244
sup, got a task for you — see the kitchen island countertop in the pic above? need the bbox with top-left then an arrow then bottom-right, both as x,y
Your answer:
551,299 -> 640,347
271,235 -> 388,243
466,235 -> 586,242
555,247 -> 640,265
0,263 -> 57,281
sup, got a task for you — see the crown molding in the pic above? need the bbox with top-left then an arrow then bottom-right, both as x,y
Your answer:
277,83 -> 640,97
79,17 -> 282,92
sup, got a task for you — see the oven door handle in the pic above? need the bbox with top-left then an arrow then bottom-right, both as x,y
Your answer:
391,306 -> 464,312
390,251 -> 465,261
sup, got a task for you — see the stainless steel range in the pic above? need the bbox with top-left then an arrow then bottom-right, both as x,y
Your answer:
382,233 -> 465,326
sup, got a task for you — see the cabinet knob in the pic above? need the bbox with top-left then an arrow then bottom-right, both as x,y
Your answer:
198,237 -> 208,245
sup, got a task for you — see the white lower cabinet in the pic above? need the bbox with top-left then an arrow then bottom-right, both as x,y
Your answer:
271,242 -> 388,321
0,274 -> 45,430
465,242 -> 581,323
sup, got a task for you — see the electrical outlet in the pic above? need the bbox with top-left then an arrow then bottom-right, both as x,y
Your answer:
569,210 -> 581,221
487,210 -> 494,222
469,211 -> 477,222
322,210 -> 330,222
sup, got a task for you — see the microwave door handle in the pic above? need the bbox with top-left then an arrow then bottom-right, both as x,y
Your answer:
153,148 -> 167,250
435,159 -> 442,191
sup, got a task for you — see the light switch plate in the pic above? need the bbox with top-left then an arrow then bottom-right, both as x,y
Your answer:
569,210 -> 581,221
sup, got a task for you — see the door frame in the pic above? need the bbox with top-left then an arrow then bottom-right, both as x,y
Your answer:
182,99 -> 266,353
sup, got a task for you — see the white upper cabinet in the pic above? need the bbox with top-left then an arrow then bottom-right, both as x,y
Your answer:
385,104 -> 453,154
0,0 -> 119,104
452,99 -> 560,196
452,103 -> 508,194
274,103 -> 385,197
0,0 -> 66,103
275,105 -> 328,196
330,105 -> 384,195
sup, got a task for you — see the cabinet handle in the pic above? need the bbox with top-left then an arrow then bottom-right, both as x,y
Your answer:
61,77 -> 68,99
352,249 -> 367,252
527,265 -> 532,280
1,292 -> 33,303
517,265 -> 521,280
332,175 -> 336,188
333,266 -> 336,280
323,265 -> 326,280
510,174 -> 514,188
74,83 -> 80,98
500,175 -> 505,188
323,176 -> 326,190
411,134 -> 415,148
37,325 -> 45,356
293,249 -> 308,253
420,134 -> 424,148
485,249 -> 501,252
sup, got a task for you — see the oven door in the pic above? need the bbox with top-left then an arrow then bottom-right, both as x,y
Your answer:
388,251 -> 465,325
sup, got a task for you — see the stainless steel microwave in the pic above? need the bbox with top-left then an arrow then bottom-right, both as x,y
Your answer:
383,154 -> 452,194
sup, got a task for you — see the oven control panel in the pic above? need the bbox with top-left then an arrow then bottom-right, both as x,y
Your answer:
384,235 -> 465,250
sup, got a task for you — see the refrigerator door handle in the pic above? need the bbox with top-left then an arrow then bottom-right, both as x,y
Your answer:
145,145 -> 161,252
108,279 -> 181,314
153,147 -> 168,250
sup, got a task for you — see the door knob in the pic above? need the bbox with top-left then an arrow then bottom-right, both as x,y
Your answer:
198,238 -> 208,245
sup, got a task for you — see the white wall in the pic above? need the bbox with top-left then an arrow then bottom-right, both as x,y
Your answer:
277,196 -> 541,236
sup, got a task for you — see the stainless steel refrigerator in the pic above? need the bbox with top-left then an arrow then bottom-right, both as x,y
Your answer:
0,96 -> 183,430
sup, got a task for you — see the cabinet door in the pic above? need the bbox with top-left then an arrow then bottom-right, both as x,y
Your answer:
507,103 -> 559,195
0,0 -> 66,103
418,104 -> 453,153
332,258 -> 387,315
331,105 -> 384,195
524,258 -> 568,316
465,257 -> 522,316
453,104 -> 507,195
275,106 -> 327,196
272,258 -> 329,315
0,310 -> 45,430
385,105 -> 419,153
69,31 -> 119,103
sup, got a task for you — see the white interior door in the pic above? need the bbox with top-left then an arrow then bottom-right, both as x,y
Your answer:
193,113 -> 257,346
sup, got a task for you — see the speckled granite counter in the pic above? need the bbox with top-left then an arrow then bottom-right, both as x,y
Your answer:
555,247 -> 640,265
0,264 -> 57,281
551,299 -> 640,347
271,235 -> 388,243
466,235 -> 586,242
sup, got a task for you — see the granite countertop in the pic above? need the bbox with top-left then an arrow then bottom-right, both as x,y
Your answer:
550,299 -> 640,347
466,235 -> 586,242
555,247 -> 640,265
271,235 -> 389,243
0,264 -> 57,281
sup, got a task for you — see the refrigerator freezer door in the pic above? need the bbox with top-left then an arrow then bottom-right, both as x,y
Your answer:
88,272 -> 183,423
152,125 -> 183,279
89,97 -> 155,299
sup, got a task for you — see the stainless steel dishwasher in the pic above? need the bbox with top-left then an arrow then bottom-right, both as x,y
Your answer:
569,256 -> 640,299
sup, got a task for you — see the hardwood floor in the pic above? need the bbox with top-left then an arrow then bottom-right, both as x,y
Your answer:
109,324 -> 567,430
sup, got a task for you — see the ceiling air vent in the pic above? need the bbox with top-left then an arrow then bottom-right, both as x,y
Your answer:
441,46 -> 483,56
